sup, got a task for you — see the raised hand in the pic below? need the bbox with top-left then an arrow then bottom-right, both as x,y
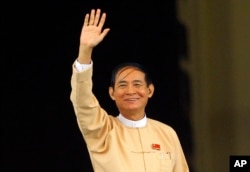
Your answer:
77,9 -> 110,64
80,8 -> 110,48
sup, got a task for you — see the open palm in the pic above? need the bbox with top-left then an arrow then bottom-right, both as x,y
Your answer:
80,9 -> 110,48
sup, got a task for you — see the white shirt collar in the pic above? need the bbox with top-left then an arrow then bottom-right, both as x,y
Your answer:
117,114 -> 147,128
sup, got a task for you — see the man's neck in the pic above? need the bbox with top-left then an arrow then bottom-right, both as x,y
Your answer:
117,114 -> 147,128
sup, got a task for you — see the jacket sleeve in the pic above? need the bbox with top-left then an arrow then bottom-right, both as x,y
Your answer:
70,62 -> 113,152
171,129 -> 189,172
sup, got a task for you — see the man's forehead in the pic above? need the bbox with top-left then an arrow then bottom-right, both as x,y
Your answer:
116,67 -> 142,77
115,67 -> 145,82
116,66 -> 138,74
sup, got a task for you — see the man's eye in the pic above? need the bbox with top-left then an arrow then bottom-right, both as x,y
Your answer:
118,84 -> 126,87
134,83 -> 142,86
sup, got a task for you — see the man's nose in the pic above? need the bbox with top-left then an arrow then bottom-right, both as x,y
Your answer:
126,85 -> 136,94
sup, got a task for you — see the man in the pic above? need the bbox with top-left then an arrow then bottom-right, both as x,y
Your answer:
70,8 -> 189,172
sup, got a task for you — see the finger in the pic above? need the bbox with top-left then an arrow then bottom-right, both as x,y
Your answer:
94,9 -> 101,26
89,9 -> 95,25
83,13 -> 89,26
98,12 -> 107,29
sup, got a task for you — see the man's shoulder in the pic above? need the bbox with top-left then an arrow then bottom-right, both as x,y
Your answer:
147,118 -> 176,132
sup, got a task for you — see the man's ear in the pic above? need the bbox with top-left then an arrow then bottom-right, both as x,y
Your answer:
148,84 -> 154,98
109,87 -> 115,100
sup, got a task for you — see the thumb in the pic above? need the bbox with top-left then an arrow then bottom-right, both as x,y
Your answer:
100,28 -> 110,40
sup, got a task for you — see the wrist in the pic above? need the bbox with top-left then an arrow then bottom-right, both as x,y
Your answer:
77,45 -> 93,64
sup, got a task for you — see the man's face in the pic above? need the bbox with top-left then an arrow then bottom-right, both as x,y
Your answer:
109,67 -> 154,117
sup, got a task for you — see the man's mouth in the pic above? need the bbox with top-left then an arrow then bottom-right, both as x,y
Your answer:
125,98 -> 139,101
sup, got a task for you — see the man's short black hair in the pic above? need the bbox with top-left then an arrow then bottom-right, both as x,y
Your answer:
110,62 -> 153,88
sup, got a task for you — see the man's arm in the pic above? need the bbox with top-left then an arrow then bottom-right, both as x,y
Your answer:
70,9 -> 112,151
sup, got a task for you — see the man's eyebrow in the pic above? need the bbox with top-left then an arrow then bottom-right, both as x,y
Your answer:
117,80 -> 127,84
133,80 -> 143,83
117,80 -> 143,84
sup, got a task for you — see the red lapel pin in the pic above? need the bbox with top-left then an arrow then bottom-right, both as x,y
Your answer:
152,143 -> 161,150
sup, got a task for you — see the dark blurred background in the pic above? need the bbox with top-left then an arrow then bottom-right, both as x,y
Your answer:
2,0 -> 193,171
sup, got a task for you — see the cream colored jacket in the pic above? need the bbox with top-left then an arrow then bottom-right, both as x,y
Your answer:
70,62 -> 189,172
